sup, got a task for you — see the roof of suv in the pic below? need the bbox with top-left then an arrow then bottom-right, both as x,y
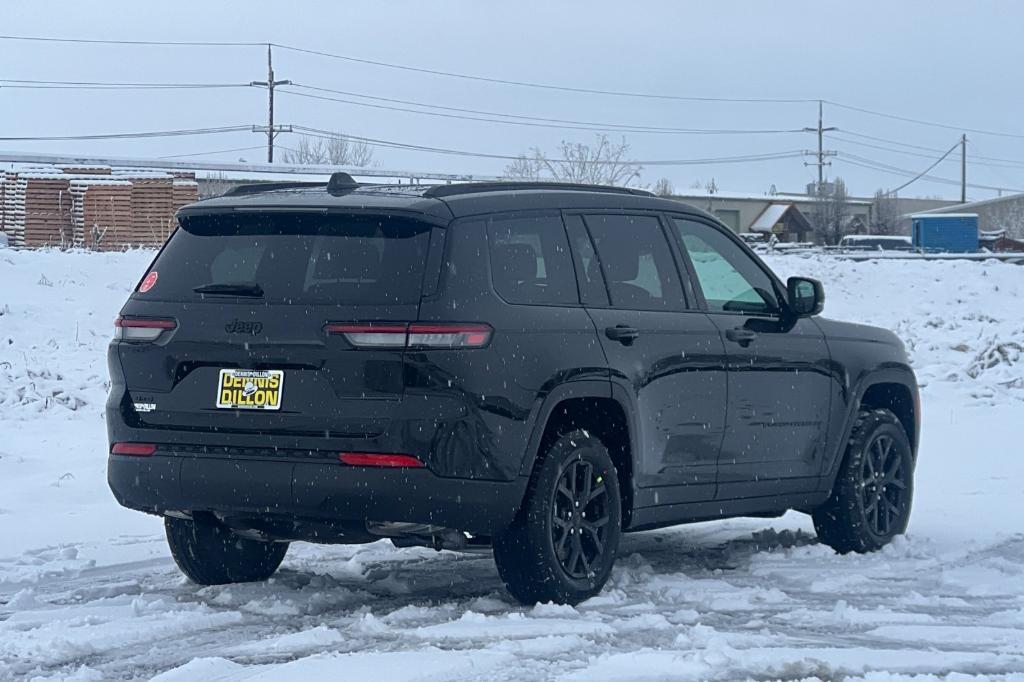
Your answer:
177,178 -> 705,221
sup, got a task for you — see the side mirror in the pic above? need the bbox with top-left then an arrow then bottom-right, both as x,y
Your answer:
787,276 -> 824,317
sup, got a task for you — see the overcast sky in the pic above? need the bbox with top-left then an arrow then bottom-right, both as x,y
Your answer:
3,0 -> 1023,200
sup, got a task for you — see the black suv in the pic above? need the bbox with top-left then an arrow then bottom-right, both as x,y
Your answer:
107,175 -> 920,605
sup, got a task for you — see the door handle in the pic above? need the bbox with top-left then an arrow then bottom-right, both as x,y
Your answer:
605,325 -> 640,345
725,328 -> 757,346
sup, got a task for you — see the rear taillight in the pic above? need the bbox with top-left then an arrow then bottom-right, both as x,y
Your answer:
407,323 -> 492,349
111,442 -> 157,456
325,322 -> 492,349
324,323 -> 410,348
114,316 -> 176,342
339,452 -> 425,468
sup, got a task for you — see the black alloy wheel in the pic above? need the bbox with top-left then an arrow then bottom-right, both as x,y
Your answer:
860,433 -> 908,537
813,408 -> 914,554
493,430 -> 622,605
552,458 -> 611,580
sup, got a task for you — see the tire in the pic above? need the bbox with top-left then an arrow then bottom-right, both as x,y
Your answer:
165,513 -> 288,585
493,430 -> 622,605
813,408 -> 914,554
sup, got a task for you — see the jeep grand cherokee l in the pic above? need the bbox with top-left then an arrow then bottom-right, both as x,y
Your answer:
107,174 -> 920,605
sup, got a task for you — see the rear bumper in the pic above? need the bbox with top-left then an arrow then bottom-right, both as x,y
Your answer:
108,453 -> 527,536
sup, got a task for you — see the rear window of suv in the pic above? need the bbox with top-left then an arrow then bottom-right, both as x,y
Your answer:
142,212 -> 433,304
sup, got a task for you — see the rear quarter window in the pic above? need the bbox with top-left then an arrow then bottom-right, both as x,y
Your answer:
139,213 -> 433,305
483,213 -> 579,306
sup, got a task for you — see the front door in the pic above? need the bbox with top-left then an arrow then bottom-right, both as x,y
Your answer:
668,215 -> 832,500
565,212 -> 727,505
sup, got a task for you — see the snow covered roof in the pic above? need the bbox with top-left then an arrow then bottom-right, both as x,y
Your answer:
910,213 -> 979,219
908,192 -> 1024,217
750,203 -> 794,232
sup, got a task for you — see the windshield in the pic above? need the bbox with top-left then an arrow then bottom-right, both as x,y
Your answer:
140,212 -> 434,305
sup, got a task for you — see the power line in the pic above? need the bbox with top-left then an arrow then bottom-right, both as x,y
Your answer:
287,84 -> 793,134
158,145 -> 272,159
272,43 -> 814,104
0,78 -> 252,90
837,129 -> 1024,166
825,100 -> 1024,140
4,33 -> 1023,142
291,125 -> 807,166
0,125 -> 252,142
827,133 -> 1024,170
0,34 -> 262,47
279,88 -> 807,136
881,141 -> 959,195
837,151 -> 1024,194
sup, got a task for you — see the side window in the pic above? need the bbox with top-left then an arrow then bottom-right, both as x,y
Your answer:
671,217 -> 780,315
486,213 -> 578,306
583,214 -> 685,311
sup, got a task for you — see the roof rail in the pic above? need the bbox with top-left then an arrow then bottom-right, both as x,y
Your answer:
222,181 -> 325,197
422,181 -> 654,199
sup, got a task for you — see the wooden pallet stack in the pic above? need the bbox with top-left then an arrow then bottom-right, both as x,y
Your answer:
115,170 -> 176,247
2,165 -> 208,248
69,177 -> 134,249
1,171 -> 20,245
171,176 -> 199,213
58,165 -> 113,176
21,172 -> 75,248
0,171 -> 7,239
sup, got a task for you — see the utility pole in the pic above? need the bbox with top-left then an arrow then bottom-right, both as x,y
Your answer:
803,100 -> 837,192
960,133 -> 967,203
251,44 -> 292,163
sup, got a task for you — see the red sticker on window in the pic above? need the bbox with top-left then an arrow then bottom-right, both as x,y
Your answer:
139,271 -> 158,293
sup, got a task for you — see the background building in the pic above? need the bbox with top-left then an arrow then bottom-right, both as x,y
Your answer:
908,193 -> 1024,239
667,190 -> 956,241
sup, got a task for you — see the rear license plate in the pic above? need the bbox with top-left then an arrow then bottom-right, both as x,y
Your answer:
216,369 -> 284,410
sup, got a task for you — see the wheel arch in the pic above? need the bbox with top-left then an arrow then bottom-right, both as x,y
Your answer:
519,382 -> 637,527
824,367 -> 920,486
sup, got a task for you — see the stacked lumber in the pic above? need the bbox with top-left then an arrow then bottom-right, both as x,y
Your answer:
69,178 -> 134,250
0,165 -> 203,248
0,171 -> 6,238
58,165 -> 112,176
1,171 -> 22,245
115,171 -> 175,247
171,178 -> 199,213
21,173 -> 74,248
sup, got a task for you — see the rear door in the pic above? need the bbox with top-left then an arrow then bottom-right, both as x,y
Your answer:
116,210 -> 437,442
566,212 -> 726,504
668,215 -> 831,498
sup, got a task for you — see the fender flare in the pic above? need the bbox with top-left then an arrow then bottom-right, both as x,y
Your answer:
516,378 -> 637,479
822,365 -> 919,485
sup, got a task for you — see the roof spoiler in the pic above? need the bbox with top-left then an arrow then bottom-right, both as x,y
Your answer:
222,172 -> 361,198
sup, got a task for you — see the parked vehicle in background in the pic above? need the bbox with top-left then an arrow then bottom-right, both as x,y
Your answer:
107,175 -> 921,605
839,235 -> 913,251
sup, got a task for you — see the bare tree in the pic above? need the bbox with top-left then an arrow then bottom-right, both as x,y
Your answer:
810,177 -> 851,245
653,177 -> 675,196
503,154 -> 545,181
503,135 -> 643,186
870,189 -> 901,235
281,135 -> 375,167
199,172 -> 236,199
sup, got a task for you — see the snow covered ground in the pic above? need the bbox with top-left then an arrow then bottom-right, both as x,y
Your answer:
0,247 -> 1022,681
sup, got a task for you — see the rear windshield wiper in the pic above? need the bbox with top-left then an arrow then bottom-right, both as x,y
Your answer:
193,281 -> 265,297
